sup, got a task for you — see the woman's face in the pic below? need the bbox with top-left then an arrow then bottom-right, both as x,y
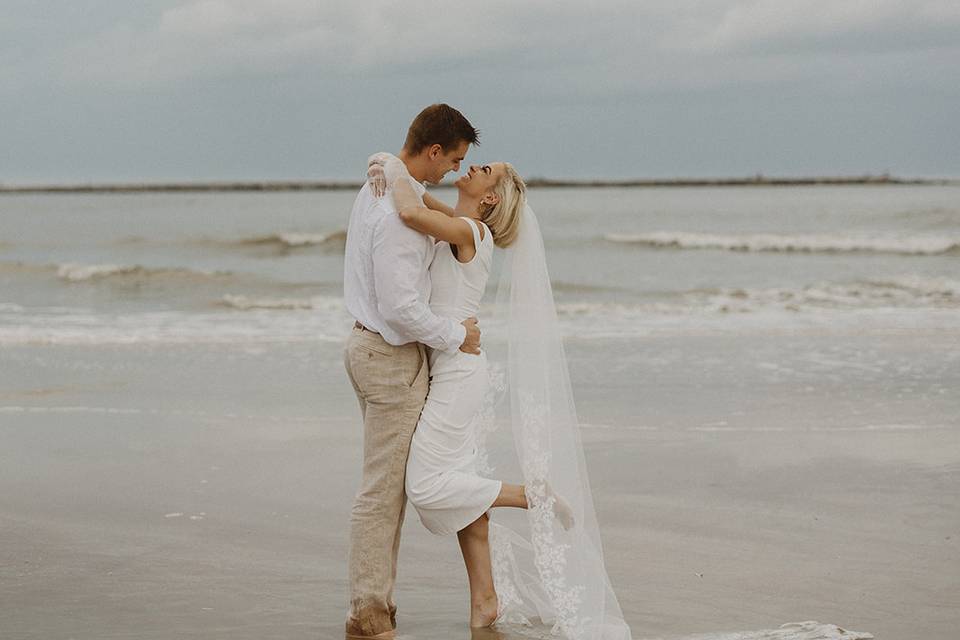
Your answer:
455,162 -> 507,201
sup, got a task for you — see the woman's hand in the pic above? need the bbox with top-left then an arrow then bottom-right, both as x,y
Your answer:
366,152 -> 391,198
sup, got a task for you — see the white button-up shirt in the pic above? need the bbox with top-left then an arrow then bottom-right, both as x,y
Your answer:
343,180 -> 466,354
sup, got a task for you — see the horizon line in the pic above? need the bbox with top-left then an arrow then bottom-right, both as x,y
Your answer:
2,173 -> 958,194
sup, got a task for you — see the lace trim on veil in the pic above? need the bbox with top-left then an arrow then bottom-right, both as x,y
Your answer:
473,204 -> 631,640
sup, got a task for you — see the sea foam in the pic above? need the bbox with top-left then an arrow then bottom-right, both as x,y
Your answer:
219,294 -> 343,311
665,620 -> 873,640
55,262 -> 230,283
57,263 -> 142,281
234,230 -> 347,249
604,231 -> 960,255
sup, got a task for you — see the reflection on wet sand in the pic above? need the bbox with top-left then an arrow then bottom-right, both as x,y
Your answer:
465,620 -> 875,640
469,624 -> 554,640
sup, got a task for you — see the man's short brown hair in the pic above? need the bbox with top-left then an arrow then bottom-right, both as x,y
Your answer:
403,104 -> 480,155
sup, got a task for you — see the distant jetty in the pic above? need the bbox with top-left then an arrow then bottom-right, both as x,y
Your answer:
1,174 -> 956,194
525,174 -> 958,188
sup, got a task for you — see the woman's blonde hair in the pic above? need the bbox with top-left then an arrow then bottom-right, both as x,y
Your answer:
479,163 -> 526,248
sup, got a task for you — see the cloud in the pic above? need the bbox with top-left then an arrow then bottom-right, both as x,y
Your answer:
4,1 -> 670,88
41,2 -> 548,85
4,0 -> 957,92
692,0 -> 960,54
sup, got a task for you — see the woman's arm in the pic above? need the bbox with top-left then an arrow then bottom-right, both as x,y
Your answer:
391,176 -> 474,247
400,205 -> 475,248
367,152 -> 453,212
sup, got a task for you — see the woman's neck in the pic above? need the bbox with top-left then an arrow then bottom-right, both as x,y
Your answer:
454,195 -> 482,219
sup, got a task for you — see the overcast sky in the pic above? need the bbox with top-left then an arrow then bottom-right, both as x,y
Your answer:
2,1 -> 959,183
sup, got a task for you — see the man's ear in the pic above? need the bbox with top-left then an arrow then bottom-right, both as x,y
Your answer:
427,143 -> 443,160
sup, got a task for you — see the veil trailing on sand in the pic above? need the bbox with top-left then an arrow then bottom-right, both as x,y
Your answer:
478,203 -> 632,640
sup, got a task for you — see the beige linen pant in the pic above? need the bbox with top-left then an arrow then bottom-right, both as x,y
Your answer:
343,325 -> 429,636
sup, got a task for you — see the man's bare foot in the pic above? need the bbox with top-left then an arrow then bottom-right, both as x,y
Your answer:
469,593 -> 499,628
345,632 -> 394,640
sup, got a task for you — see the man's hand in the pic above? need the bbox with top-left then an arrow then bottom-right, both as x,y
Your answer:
459,317 -> 481,355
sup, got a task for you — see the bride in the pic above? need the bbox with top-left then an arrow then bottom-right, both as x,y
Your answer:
369,153 -> 631,640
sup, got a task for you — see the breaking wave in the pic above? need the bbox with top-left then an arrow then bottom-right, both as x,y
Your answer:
3,290 -> 959,345
230,230 -> 347,249
604,231 -> 960,255
551,276 -> 960,322
680,276 -> 960,313
218,294 -> 343,311
55,262 -> 232,283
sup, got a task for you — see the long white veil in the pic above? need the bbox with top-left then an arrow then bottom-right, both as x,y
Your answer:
479,203 -> 632,640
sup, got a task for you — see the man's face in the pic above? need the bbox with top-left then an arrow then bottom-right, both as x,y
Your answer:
426,140 -> 470,184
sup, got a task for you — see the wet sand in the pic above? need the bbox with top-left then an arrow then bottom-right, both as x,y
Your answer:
0,336 -> 957,639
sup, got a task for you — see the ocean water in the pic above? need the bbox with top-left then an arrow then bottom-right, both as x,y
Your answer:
2,185 -> 958,639
1,185 -> 959,345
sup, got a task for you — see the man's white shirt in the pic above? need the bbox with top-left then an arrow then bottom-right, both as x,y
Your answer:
343,180 -> 466,353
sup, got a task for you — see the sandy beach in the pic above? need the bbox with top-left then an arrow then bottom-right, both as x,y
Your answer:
1,333 -> 957,640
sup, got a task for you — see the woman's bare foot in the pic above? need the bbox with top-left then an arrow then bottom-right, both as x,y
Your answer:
492,482 -> 574,529
469,592 -> 499,628
548,485 -> 575,530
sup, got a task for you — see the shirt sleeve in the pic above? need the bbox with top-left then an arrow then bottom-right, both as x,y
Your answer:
411,176 -> 427,197
372,207 -> 466,354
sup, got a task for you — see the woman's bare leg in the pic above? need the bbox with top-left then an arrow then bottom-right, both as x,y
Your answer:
491,483 -> 527,508
458,482 -> 575,626
492,482 -> 574,529
458,513 -> 498,627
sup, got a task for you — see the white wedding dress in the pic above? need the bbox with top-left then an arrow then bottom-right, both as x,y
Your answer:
376,151 -> 632,640
405,217 -> 503,535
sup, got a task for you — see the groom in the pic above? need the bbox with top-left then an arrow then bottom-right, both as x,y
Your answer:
341,103 -> 482,639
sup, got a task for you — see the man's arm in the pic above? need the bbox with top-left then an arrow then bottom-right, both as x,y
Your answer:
371,214 -> 470,354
